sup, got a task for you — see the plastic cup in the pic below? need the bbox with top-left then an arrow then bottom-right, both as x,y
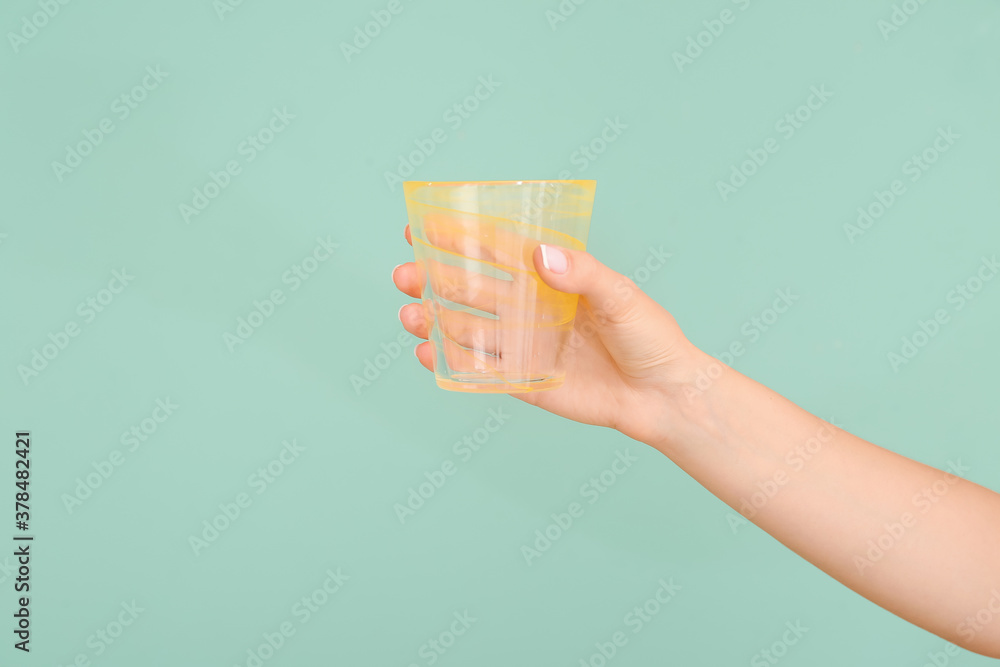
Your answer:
403,180 -> 596,393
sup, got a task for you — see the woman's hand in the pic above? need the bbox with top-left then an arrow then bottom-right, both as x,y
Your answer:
392,224 -> 709,447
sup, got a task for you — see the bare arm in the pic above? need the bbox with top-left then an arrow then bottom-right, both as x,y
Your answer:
656,350 -> 1000,657
393,232 -> 1000,657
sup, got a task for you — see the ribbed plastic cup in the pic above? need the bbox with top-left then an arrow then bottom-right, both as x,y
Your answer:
403,180 -> 596,393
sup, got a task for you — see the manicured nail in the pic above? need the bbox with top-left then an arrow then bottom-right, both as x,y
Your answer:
398,304 -> 407,322
391,264 -> 403,285
540,244 -> 568,274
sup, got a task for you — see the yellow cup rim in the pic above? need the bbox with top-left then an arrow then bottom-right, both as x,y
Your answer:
403,180 -> 596,188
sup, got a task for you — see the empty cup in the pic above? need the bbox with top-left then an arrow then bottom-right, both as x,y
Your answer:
403,180 -> 596,393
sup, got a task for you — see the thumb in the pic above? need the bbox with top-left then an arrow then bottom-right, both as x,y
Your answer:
534,244 -> 646,326
532,243 -> 695,381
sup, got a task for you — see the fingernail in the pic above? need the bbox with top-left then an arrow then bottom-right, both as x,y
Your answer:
391,264 -> 403,285
540,244 -> 568,274
398,304 -> 407,322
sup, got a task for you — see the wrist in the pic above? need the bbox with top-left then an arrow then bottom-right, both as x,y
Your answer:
628,345 -> 733,458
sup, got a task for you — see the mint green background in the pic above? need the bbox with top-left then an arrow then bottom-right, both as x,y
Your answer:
2,0 -> 999,665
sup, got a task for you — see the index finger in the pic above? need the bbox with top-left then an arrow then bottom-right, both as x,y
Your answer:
416,211 -> 583,274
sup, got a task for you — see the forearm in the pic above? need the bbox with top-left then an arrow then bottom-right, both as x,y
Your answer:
649,350 -> 1000,657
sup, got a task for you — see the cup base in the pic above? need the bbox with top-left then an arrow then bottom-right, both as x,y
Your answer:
435,374 -> 565,394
